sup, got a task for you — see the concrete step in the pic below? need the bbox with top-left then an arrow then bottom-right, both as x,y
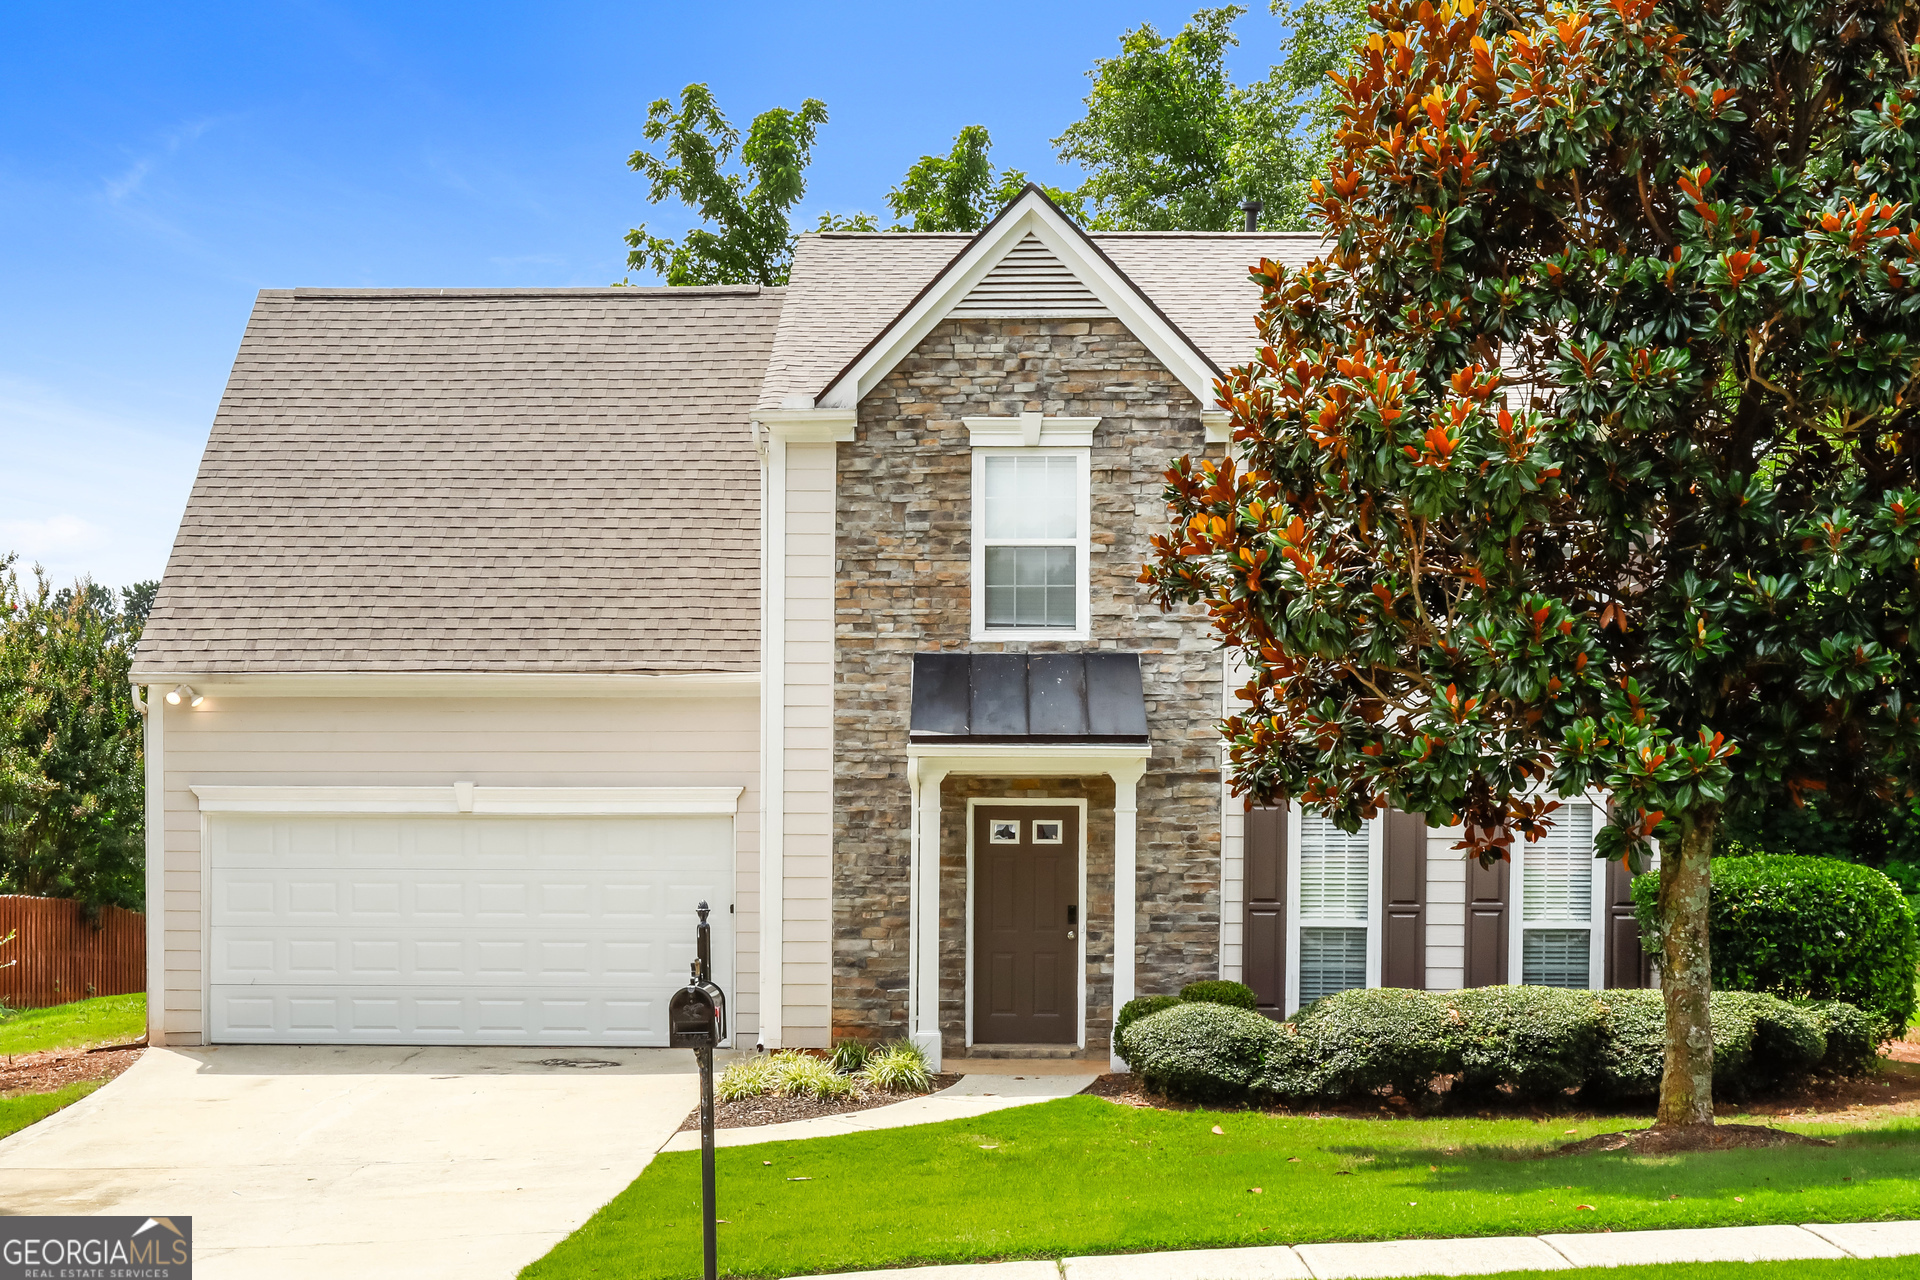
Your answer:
957,1044 -> 1095,1061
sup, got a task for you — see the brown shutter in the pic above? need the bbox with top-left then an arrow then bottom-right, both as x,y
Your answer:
1464,855 -> 1510,987
1381,809 -> 1427,989
1244,806 -> 1286,1017
1603,856 -> 1652,988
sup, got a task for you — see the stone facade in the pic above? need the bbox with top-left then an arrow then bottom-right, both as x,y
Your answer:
832,317 -> 1227,1052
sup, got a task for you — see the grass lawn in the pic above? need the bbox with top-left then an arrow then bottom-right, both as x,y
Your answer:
522,1096 -> 1920,1280
0,1081 -> 104,1141
0,992 -> 145,1056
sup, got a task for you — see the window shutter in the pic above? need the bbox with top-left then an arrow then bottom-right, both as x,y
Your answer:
1604,855 -> 1653,988
1381,808 -> 1426,989
1243,807 -> 1286,1018
1464,855 -> 1510,987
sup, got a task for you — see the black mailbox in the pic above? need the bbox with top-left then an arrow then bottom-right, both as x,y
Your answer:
669,978 -> 727,1049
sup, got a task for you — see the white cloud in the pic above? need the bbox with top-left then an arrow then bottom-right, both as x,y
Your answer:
0,378 -> 202,589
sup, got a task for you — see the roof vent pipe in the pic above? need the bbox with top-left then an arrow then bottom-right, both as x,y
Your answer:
1241,199 -> 1262,233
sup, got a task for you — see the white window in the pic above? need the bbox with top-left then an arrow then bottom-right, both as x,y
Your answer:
1512,799 -> 1606,989
1286,809 -> 1382,1012
969,447 -> 1090,640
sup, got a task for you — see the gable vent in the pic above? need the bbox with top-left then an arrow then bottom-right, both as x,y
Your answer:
950,232 -> 1114,318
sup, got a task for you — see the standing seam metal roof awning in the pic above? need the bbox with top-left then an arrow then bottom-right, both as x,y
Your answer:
908,653 -> 1149,745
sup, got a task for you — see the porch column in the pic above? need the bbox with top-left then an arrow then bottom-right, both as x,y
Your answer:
1107,761 -> 1146,1072
908,759 -> 948,1069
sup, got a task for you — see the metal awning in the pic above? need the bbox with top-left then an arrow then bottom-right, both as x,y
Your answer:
908,652 -> 1149,745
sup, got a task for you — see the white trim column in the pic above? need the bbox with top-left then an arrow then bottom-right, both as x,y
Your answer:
909,759 -> 949,1069
141,687 -> 165,1047
1107,760 -> 1145,1072
759,433 -> 786,1049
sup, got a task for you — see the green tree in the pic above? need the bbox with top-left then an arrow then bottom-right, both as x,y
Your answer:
1054,6 -> 1316,230
886,125 -> 1081,232
0,559 -> 151,914
1144,0 -> 1920,1129
624,84 -> 830,286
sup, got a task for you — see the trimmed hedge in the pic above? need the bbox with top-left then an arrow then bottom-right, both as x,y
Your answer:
1114,995 -> 1183,1061
1632,854 -> 1918,1031
1179,980 -> 1259,1010
1120,983 -> 1883,1107
1124,1002 -> 1284,1102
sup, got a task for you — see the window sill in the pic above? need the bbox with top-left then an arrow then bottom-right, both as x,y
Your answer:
969,627 -> 1090,644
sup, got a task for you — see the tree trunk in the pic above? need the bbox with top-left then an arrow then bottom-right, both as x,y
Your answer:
1655,806 -> 1717,1127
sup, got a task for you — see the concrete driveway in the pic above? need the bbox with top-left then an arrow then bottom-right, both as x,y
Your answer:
0,1045 -> 699,1279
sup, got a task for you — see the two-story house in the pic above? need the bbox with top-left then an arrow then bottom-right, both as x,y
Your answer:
132,189 -> 1648,1070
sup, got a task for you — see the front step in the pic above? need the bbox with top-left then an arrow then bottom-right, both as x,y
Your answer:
957,1044 -> 1094,1060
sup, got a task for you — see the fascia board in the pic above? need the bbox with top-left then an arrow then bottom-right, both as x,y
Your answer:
817,195 -> 1220,412
750,407 -> 857,442
128,672 -> 761,699
191,784 -> 745,816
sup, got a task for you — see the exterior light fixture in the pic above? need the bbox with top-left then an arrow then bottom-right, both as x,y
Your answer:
167,684 -> 203,708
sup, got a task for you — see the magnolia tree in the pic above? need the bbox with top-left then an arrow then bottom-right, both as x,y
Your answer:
1146,0 -> 1920,1126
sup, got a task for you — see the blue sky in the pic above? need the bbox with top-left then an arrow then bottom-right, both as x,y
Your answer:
0,2 -> 1285,591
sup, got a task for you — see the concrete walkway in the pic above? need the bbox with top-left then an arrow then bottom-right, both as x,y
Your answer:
658,1071 -> 1098,1152
0,1045 -> 697,1280
795,1220 -> 1920,1278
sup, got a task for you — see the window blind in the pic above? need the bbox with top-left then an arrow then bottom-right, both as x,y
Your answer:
1300,927 -> 1368,1002
1522,802 -> 1595,923
1298,814 -> 1370,921
1522,928 -> 1591,988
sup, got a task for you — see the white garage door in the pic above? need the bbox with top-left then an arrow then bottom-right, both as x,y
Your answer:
207,812 -> 733,1045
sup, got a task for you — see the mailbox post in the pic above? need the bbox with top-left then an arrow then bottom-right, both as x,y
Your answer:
668,902 -> 727,1280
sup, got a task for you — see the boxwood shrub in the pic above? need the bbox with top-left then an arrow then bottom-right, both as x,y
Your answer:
1272,988 -> 1459,1100
1124,1001 -> 1285,1102
1113,994 -> 1184,1061
1805,999 -> 1886,1076
1633,854 -> 1919,1031
1179,980 -> 1259,1010
1445,986 -> 1604,1101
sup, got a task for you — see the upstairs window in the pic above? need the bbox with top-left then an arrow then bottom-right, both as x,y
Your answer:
1515,800 -> 1603,989
970,447 -> 1090,639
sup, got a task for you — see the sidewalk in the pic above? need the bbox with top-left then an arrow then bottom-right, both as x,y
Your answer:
657,1072 -> 1098,1153
791,1220 -> 1920,1279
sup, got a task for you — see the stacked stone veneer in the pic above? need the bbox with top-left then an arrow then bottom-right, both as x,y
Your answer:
832,316 -> 1226,1055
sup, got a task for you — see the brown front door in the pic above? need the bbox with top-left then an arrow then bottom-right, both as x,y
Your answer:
973,805 -> 1078,1045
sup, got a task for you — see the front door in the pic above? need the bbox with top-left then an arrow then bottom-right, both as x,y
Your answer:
972,805 -> 1078,1045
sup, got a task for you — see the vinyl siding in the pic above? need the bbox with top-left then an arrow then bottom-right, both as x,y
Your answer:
155,693 -> 760,1045
781,441 -> 836,1044
1424,821 -> 1468,990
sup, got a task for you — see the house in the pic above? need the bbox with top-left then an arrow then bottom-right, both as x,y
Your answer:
132,189 -> 1648,1070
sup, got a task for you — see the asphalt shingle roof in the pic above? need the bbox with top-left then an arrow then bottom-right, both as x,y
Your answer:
134,286 -> 783,676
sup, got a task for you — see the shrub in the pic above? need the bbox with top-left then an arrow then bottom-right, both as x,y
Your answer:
769,1051 -> 857,1099
1178,980 -> 1259,1011
1114,995 -> 1184,1061
1445,986 -> 1604,1100
828,1040 -> 872,1074
1588,989 -> 1793,1099
1634,855 -> 1920,1031
1745,994 -> 1827,1089
715,1054 -> 777,1102
862,1040 -> 934,1093
1278,988 -> 1459,1101
1126,1002 -> 1285,1102
1803,999 -> 1887,1076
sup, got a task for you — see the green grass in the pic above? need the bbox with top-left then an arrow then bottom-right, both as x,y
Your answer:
522,1096 -> 1920,1280
0,992 -> 145,1056
0,1080 -> 104,1141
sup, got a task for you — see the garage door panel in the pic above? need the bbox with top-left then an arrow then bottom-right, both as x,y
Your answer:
208,985 -> 672,1044
208,812 -> 732,1046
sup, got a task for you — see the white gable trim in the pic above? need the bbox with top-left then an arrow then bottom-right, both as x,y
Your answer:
751,407 -> 856,442
963,413 -> 1100,448
816,189 -> 1221,412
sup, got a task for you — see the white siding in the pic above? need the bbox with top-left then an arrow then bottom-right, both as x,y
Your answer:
781,441 -> 836,1045
1424,821 -> 1467,991
157,693 -> 760,1046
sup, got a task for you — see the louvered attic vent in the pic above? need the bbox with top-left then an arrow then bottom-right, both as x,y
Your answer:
950,232 -> 1114,318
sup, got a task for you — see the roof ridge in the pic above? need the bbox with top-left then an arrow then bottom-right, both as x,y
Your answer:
279,285 -> 777,299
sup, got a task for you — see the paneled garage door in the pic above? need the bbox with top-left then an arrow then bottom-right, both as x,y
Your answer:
207,812 -> 733,1045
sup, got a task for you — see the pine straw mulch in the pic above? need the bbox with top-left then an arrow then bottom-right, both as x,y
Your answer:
0,1042 -> 146,1099
1084,1047 -> 1920,1155
677,1073 -> 964,1132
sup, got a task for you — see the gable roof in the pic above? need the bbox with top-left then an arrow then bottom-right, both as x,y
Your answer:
756,196 -> 1319,414
134,285 -> 784,678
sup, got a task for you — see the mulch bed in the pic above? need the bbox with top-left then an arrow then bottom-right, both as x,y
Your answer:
0,1043 -> 145,1098
1551,1124 -> 1834,1156
677,1073 -> 964,1132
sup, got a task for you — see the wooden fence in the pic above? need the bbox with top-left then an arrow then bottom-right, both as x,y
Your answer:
0,896 -> 145,1009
